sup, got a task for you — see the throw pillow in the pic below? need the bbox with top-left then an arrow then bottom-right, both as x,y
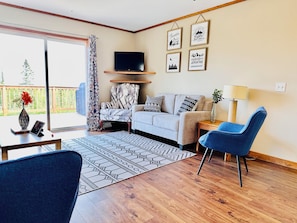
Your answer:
144,95 -> 163,112
177,96 -> 198,115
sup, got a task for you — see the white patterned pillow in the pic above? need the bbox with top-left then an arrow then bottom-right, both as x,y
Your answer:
144,95 -> 163,112
177,96 -> 198,115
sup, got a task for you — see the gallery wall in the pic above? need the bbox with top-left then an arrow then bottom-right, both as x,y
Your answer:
135,0 -> 297,163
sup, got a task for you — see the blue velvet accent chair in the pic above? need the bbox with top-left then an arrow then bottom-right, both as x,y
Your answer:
197,106 -> 267,187
0,150 -> 82,223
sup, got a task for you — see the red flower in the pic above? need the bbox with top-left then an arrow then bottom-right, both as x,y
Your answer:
21,91 -> 33,105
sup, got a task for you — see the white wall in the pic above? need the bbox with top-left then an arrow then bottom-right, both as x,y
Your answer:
135,0 -> 297,162
0,0 -> 296,163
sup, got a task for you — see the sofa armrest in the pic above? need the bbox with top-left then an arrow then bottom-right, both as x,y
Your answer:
131,104 -> 145,130
178,111 -> 211,145
132,104 -> 145,113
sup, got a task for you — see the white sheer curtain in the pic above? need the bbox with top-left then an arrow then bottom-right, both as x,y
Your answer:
86,35 -> 100,131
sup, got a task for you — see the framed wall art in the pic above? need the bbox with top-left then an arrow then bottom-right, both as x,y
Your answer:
190,20 -> 209,46
166,52 -> 181,73
167,28 -> 182,51
188,48 -> 207,71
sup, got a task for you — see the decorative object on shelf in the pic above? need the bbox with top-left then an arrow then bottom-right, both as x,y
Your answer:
223,85 -> 248,123
188,48 -> 208,71
167,22 -> 182,51
14,91 -> 33,130
190,14 -> 210,46
211,89 -> 223,123
166,52 -> 181,73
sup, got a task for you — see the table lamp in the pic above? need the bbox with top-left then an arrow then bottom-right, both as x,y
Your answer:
223,85 -> 248,123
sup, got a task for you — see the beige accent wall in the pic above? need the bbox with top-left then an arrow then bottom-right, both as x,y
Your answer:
135,0 -> 297,162
0,0 -> 296,163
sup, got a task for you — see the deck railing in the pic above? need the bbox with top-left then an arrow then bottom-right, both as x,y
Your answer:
0,85 -> 79,116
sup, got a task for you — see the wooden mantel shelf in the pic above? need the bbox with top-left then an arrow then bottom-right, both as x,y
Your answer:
105,70 -> 155,84
104,70 -> 156,75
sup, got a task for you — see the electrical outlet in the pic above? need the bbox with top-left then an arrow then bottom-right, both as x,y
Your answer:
275,82 -> 286,92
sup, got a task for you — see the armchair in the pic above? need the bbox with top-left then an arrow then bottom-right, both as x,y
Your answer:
99,83 -> 140,132
197,106 -> 267,186
0,150 -> 82,223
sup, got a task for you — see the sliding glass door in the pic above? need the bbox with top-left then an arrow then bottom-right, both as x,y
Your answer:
0,31 -> 87,131
47,39 -> 87,129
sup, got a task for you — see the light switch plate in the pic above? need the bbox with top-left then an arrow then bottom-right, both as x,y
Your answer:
275,82 -> 286,92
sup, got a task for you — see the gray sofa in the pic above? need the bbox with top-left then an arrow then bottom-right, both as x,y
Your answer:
132,93 -> 213,149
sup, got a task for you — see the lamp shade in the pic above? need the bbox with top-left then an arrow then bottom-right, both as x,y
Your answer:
223,85 -> 248,100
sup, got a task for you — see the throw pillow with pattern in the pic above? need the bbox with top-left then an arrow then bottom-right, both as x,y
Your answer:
177,96 -> 198,115
144,95 -> 164,112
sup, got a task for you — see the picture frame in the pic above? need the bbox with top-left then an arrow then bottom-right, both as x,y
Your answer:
31,120 -> 45,136
190,20 -> 209,46
166,52 -> 181,73
167,28 -> 182,51
188,48 -> 207,71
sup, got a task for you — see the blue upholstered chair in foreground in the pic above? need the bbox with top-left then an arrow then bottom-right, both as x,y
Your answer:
0,150 -> 82,223
197,106 -> 267,187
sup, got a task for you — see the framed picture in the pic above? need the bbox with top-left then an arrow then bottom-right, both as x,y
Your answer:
167,28 -> 182,50
31,120 -> 45,136
188,48 -> 207,71
166,52 -> 181,73
190,20 -> 209,46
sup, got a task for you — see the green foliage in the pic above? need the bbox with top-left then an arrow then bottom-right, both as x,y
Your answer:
0,71 -> 4,85
20,59 -> 35,85
212,89 -> 223,103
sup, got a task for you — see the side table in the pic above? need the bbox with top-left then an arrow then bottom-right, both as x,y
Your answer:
196,120 -> 231,161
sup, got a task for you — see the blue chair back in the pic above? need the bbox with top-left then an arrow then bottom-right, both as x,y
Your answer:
236,106 -> 267,156
0,150 -> 82,223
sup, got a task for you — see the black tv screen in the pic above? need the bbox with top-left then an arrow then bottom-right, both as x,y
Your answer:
114,51 -> 144,72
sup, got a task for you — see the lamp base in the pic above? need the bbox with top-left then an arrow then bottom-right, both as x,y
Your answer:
228,99 -> 238,123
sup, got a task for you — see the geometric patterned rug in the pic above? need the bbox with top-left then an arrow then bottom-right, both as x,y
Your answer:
43,131 -> 195,196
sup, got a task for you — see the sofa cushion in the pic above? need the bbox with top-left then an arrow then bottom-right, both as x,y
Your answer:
133,111 -> 161,125
144,95 -> 163,112
157,93 -> 176,114
153,114 -> 179,131
176,96 -> 198,115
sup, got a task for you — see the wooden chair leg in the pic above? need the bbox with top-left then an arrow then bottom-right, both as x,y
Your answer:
236,155 -> 243,187
127,122 -> 131,133
197,148 -> 209,175
99,120 -> 104,131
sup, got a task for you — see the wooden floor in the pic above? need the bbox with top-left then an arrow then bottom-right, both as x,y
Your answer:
68,130 -> 297,223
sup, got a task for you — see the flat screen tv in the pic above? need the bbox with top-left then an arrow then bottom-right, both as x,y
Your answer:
114,51 -> 144,72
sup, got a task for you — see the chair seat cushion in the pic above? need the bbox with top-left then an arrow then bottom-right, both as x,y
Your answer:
100,109 -> 132,122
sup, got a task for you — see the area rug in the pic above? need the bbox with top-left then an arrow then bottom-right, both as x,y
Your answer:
43,131 -> 195,195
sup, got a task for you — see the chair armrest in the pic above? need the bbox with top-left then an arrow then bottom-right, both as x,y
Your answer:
178,111 -> 211,145
218,122 -> 245,132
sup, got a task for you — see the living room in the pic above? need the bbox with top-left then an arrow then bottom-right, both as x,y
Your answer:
0,0 -> 297,222
0,0 -> 296,167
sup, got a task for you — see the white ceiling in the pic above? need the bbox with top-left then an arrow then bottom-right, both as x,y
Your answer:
1,0 -> 241,32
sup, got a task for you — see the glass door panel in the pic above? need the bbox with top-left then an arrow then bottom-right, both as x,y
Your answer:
0,33 -> 47,130
47,40 -> 87,130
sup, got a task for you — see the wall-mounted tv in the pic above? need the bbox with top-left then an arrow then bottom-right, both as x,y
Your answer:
114,51 -> 144,72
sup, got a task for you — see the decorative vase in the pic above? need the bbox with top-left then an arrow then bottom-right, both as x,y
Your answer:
19,105 -> 30,130
210,103 -> 216,123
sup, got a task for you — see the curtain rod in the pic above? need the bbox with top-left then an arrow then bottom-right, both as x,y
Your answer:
0,21 -> 94,40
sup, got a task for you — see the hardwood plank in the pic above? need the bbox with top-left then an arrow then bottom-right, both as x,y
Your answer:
70,152 -> 297,222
